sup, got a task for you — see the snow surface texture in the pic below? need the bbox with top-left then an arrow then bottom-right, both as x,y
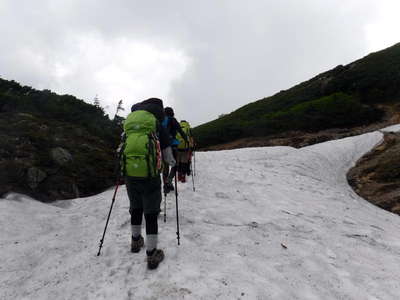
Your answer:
1,125 -> 400,300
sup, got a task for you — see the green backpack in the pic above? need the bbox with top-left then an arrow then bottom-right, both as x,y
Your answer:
177,121 -> 192,150
123,110 -> 162,178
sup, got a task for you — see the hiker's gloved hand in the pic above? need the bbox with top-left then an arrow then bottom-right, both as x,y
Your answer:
162,146 -> 176,167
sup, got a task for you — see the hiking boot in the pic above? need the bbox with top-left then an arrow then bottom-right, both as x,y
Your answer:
131,235 -> 144,253
163,182 -> 174,194
147,249 -> 165,270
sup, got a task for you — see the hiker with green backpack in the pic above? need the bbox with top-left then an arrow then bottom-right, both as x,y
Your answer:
176,120 -> 194,183
123,98 -> 175,269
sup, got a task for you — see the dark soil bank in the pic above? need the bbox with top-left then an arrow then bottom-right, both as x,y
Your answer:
348,131 -> 400,215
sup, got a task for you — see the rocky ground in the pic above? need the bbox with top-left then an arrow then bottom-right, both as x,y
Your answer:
0,112 -> 118,201
348,130 -> 400,215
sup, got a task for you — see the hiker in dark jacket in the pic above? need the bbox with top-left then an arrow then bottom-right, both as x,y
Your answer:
124,98 -> 175,269
162,107 -> 188,193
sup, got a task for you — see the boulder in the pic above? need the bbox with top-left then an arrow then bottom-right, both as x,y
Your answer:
51,147 -> 73,165
27,167 -> 47,189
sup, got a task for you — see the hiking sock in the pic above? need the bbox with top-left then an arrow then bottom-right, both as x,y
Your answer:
131,225 -> 142,238
145,213 -> 159,251
146,234 -> 158,253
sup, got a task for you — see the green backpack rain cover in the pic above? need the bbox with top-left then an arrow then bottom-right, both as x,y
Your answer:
123,110 -> 161,178
177,121 -> 191,150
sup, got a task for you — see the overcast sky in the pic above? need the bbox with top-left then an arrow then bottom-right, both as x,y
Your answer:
1,0 -> 399,126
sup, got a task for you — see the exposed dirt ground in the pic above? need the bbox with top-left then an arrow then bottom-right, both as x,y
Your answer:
347,131 -> 400,215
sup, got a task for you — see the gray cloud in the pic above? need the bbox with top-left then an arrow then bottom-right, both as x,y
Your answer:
0,0 -> 395,125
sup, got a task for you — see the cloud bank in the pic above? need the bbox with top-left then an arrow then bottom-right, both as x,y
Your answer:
0,0 -> 398,125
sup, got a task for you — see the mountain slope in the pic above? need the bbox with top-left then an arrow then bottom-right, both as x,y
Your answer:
0,78 -> 122,201
194,43 -> 400,149
1,125 -> 400,299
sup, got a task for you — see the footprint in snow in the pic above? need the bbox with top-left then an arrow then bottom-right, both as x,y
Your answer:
119,219 -> 130,229
215,192 -> 229,199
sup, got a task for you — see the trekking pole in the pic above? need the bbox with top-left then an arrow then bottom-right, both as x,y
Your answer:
162,170 -> 168,223
191,162 -> 195,192
97,176 -> 121,256
97,135 -> 125,256
164,192 -> 167,223
193,149 -> 196,177
174,168 -> 181,245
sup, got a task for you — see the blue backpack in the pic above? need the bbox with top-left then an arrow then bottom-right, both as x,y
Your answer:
162,117 -> 180,146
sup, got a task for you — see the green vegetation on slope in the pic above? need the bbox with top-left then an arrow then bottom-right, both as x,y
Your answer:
194,43 -> 400,148
0,78 -> 122,201
0,78 -> 121,145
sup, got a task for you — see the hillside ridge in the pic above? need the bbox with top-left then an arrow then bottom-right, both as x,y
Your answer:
0,78 -> 122,201
194,43 -> 400,149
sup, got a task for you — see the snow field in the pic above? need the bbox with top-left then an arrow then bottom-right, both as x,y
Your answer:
1,125 -> 400,299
